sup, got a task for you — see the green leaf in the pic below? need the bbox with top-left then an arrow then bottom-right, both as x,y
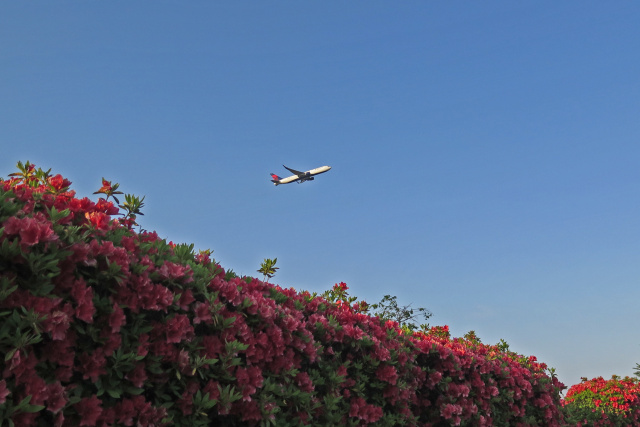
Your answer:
4,348 -> 16,362
21,404 -> 45,413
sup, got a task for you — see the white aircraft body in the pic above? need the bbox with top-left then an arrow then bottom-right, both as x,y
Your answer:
270,165 -> 331,185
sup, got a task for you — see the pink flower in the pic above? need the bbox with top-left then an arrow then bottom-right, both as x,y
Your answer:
236,366 -> 264,400
136,333 -> 150,357
178,289 -> 195,310
4,215 -> 58,246
131,396 -> 167,425
427,371 -> 443,387
134,278 -> 174,311
349,397 -> 383,423
295,372 -> 314,392
158,261 -> 193,282
108,303 -> 126,333
177,382 -> 199,415
165,314 -> 194,344
441,403 -> 463,420
373,344 -> 391,361
46,310 -> 71,341
112,399 -> 135,426
78,350 -> 107,382
376,364 -> 398,385
44,332 -> 76,367
46,382 -> 67,413
336,365 -> 348,378
71,279 -> 95,323
0,380 -> 10,404
177,349 -> 191,375
193,301 -> 212,324
202,380 -> 221,401
100,329 -> 121,357
202,335 -> 224,358
125,363 -> 148,388
75,395 -> 103,426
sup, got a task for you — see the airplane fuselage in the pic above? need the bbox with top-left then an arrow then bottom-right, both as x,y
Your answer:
271,165 -> 331,185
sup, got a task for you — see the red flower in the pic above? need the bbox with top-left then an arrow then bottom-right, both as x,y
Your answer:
130,396 -> 167,425
177,349 -> 191,375
45,309 -> 71,341
100,328 -> 122,357
71,279 -> 95,323
202,380 -> 221,402
441,403 -> 463,420
3,215 -> 58,246
94,198 -> 119,215
125,363 -> 148,388
22,375 -> 48,406
136,333 -> 150,357
164,314 -> 194,344
193,301 -> 212,324
48,174 -> 72,191
177,381 -> 199,415
335,282 -> 348,291
376,364 -> 398,385
44,332 -> 76,367
108,303 -> 126,333
46,381 -> 67,413
235,366 -> 264,400
0,380 -> 10,404
295,372 -> 315,392
158,261 -> 193,282
95,179 -> 113,194
133,277 -> 174,311
349,397 -> 383,423
178,289 -> 195,310
74,395 -> 103,426
112,399 -> 135,426
78,350 -> 107,382
84,211 -> 110,229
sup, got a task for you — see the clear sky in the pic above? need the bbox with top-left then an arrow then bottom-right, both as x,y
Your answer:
2,1 -> 639,391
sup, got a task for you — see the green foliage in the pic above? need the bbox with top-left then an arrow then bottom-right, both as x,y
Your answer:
368,294 -> 431,332
119,193 -> 145,224
0,162 -> 569,426
93,177 -> 124,204
562,375 -> 640,426
320,282 -> 432,332
257,258 -> 279,283
8,161 -> 51,188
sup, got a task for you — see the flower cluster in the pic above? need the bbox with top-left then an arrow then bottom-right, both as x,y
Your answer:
562,376 -> 640,426
0,162 -> 568,426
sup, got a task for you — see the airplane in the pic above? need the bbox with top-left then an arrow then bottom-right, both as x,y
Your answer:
270,165 -> 332,185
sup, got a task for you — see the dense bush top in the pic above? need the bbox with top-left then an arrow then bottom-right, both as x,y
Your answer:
563,376 -> 640,426
0,163 -> 567,426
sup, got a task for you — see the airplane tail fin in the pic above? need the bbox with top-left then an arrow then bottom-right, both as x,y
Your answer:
270,173 -> 281,185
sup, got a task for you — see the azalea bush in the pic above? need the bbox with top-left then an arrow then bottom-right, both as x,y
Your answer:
320,282 -> 432,333
0,161 -> 567,426
562,376 -> 640,426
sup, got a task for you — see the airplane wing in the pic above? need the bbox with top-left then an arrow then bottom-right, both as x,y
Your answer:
283,165 -> 305,176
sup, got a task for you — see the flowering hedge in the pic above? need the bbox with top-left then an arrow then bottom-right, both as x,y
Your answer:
562,376 -> 640,426
0,162 -> 567,426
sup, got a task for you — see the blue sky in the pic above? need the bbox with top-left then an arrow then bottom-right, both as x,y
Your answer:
2,2 -> 639,390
